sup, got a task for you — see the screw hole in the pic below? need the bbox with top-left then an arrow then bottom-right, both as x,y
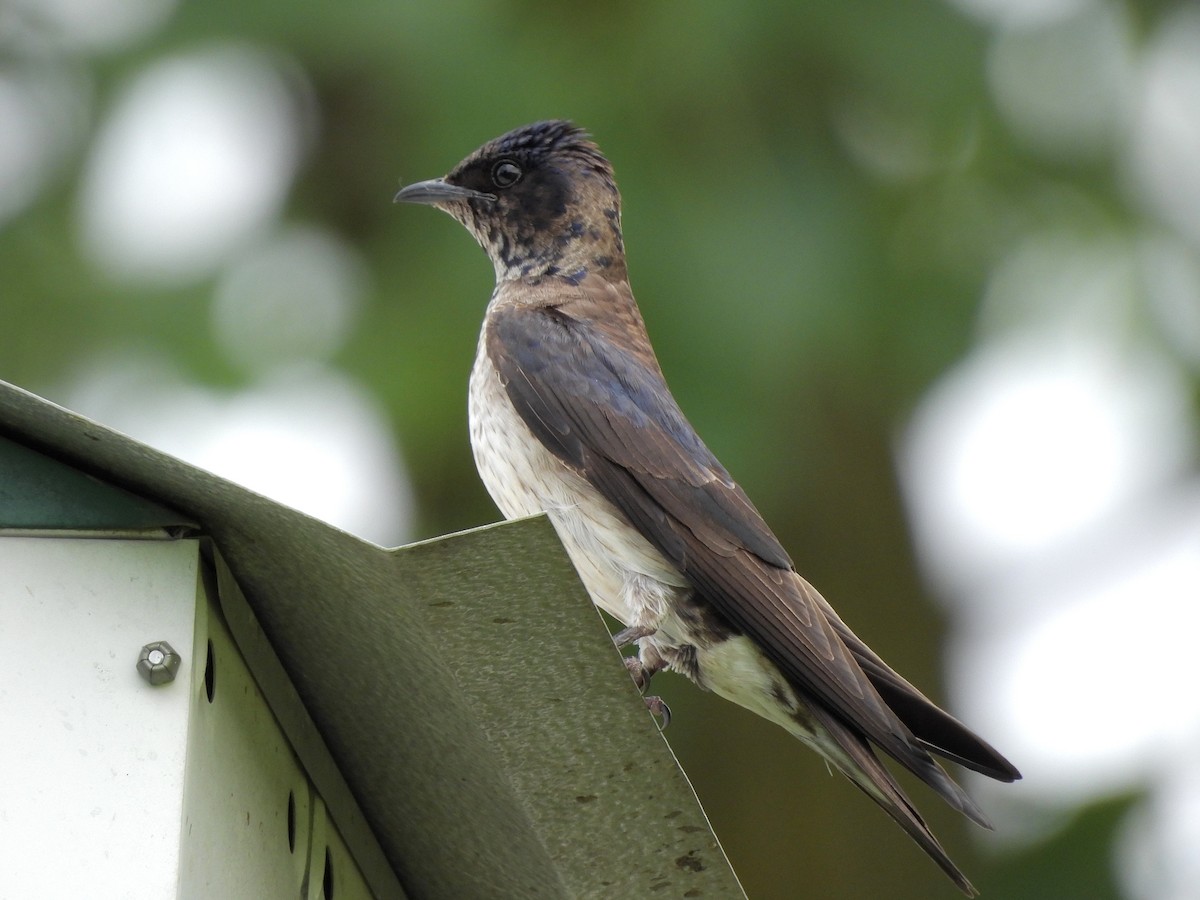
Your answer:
323,846 -> 334,899
204,638 -> 216,702
286,790 -> 296,853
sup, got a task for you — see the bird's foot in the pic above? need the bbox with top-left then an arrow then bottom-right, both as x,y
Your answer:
644,696 -> 671,729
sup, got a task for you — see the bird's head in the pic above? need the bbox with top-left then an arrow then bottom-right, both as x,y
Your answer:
395,120 -> 626,284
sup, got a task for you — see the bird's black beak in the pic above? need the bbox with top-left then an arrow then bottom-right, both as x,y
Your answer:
393,178 -> 496,205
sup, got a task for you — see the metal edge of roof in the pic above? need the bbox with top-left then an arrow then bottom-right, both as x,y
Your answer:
0,379 -> 745,899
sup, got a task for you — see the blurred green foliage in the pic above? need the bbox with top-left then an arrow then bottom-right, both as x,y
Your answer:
0,0 -> 1155,896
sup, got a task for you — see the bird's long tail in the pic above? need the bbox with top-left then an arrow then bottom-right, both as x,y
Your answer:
804,701 -> 980,897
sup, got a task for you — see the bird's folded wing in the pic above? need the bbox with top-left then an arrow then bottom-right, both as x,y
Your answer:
486,298 -> 931,764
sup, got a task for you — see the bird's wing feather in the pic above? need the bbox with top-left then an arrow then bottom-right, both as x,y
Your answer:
486,299 -> 998,787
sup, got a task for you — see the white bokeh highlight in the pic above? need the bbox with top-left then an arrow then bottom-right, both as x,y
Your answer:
900,330 -> 1200,889
986,4 -> 1134,161
900,336 -> 1193,598
79,44 -> 307,283
0,66 -> 90,226
1,0 -> 177,52
957,500 -> 1200,793
1119,756 -> 1200,900
1139,233 -> 1200,370
212,225 -> 367,372
1126,8 -> 1200,249
946,0 -> 1094,32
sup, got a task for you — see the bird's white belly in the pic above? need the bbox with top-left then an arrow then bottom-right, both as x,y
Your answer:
468,338 -> 687,631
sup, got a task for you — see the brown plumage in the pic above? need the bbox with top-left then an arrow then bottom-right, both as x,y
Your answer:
395,120 -> 1020,895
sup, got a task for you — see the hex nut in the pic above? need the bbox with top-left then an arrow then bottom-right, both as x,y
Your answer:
137,641 -> 182,685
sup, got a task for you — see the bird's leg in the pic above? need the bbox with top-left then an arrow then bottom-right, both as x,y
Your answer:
613,623 -> 655,647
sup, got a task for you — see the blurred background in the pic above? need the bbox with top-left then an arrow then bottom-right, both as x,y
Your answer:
3,0 -> 1198,896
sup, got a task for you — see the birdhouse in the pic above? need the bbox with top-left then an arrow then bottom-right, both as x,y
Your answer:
0,380 -> 745,899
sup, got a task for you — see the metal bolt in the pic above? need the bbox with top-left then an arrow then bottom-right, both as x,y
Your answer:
137,641 -> 182,685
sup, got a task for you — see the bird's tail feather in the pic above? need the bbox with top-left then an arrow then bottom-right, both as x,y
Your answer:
805,701 -> 980,897
815,593 -> 1022,784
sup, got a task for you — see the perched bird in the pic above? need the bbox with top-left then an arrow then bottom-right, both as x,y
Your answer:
395,121 -> 1020,895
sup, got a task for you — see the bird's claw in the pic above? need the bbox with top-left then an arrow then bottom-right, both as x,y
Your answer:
644,696 -> 671,729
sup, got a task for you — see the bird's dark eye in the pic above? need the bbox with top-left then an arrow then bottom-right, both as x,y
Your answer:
491,160 -> 522,188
